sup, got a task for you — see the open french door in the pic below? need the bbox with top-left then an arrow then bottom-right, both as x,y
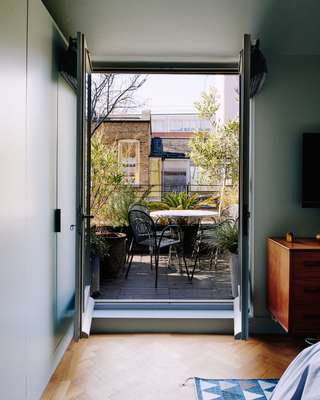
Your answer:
75,32 -> 94,340
234,34 -> 251,340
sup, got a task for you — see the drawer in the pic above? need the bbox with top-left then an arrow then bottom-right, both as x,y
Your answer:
292,306 -> 320,334
292,252 -> 320,279
293,280 -> 320,305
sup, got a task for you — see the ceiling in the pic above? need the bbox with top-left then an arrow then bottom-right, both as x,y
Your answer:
43,0 -> 320,63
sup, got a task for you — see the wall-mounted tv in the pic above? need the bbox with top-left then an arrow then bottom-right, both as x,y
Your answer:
302,133 -> 320,207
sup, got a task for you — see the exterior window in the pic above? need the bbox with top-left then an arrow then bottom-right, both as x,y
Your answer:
118,140 -> 140,184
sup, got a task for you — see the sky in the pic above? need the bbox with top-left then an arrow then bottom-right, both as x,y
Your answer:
133,74 -> 219,114
97,73 -> 239,121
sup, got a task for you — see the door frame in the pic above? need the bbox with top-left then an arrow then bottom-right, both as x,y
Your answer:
75,32 -> 94,340
236,34 -> 252,339
80,60 -> 252,334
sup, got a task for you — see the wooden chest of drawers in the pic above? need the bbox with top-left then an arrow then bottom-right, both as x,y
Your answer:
267,238 -> 320,335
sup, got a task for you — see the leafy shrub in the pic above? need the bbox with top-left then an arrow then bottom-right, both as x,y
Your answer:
107,185 -> 150,227
147,201 -> 170,211
161,192 -> 200,210
90,228 -> 110,258
91,133 -> 151,227
91,133 -> 125,225
202,219 -> 238,254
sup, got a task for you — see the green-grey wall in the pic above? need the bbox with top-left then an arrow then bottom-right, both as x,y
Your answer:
252,54 -> 320,322
0,1 -> 76,399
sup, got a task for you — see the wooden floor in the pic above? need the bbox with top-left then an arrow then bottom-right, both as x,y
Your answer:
96,254 -> 233,300
42,334 -> 303,400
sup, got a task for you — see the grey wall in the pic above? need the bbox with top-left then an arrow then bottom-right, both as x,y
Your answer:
0,0 -> 76,399
252,54 -> 320,321
0,2 -> 28,399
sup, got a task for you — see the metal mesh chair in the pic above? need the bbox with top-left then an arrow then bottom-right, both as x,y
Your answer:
126,203 -> 168,263
128,203 -> 149,214
126,209 -> 190,287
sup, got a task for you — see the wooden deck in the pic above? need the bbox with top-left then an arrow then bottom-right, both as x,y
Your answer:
95,253 -> 233,301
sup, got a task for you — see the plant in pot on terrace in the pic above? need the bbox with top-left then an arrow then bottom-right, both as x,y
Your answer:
205,219 -> 239,297
94,227 -> 127,279
99,185 -> 151,277
90,133 -> 126,226
106,184 -> 151,230
158,192 -> 201,255
90,134 -> 128,279
90,228 -> 110,296
160,192 -> 201,211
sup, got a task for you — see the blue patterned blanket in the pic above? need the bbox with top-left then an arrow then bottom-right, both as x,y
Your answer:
194,378 -> 278,400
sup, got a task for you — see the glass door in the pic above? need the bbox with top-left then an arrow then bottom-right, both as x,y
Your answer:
234,34 -> 251,339
75,32 -> 93,339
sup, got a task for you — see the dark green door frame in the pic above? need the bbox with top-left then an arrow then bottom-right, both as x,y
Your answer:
92,61 -> 238,75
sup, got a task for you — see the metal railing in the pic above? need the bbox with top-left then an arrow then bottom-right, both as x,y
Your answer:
132,183 -> 233,202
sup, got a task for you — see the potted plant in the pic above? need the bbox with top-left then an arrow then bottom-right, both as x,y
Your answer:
90,229 -> 110,296
106,184 -> 150,232
214,220 -> 239,297
156,192 -> 201,255
89,136 -> 130,280
94,226 -> 127,279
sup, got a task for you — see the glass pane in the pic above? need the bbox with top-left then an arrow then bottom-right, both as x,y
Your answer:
90,72 -> 239,304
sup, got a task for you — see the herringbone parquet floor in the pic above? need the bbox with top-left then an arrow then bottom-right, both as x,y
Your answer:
42,334 -> 303,400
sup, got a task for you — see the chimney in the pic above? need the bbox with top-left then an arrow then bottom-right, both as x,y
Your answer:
141,110 -> 151,120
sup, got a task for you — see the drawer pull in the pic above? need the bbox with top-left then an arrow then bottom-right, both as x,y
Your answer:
303,261 -> 320,268
304,287 -> 320,293
303,314 -> 320,320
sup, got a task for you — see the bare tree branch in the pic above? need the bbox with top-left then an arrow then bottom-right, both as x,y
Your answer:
91,73 -> 148,136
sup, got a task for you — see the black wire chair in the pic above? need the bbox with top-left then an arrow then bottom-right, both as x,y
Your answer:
126,203 -> 168,264
128,203 -> 149,214
126,209 -> 191,288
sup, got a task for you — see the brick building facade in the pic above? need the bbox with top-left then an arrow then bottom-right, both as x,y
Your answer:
95,112 -> 213,198
97,115 -> 151,187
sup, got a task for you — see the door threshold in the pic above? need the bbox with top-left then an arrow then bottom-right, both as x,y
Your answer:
93,308 -> 233,319
94,300 -> 233,311
92,308 -> 234,333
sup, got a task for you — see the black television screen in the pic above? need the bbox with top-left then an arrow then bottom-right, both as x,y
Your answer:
302,133 -> 320,207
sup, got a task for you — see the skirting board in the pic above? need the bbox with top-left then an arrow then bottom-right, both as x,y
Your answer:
250,316 -> 285,334
40,323 -> 74,399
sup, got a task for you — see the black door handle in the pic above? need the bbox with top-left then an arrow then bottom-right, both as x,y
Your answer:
54,209 -> 61,232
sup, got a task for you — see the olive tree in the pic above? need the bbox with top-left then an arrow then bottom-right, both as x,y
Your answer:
189,87 -> 239,214
90,133 -> 125,225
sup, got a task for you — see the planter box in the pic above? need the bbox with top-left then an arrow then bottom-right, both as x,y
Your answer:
96,231 -> 127,279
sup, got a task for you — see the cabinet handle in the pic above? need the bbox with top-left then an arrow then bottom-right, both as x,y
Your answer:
303,261 -> 320,268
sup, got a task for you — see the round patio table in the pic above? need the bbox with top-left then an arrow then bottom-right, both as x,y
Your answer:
150,209 -> 218,219
150,209 -> 218,271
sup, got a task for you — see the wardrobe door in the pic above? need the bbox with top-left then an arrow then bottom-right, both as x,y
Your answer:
56,75 -> 77,344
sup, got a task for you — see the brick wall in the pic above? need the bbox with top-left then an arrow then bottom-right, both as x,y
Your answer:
97,120 -> 151,186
